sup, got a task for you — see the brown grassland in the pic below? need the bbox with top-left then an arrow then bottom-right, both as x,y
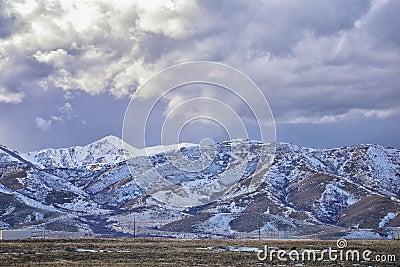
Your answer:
0,238 -> 398,266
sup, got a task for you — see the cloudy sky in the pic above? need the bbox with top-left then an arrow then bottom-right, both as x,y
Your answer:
0,0 -> 399,152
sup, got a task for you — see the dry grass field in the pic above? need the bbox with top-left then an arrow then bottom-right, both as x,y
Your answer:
0,238 -> 398,266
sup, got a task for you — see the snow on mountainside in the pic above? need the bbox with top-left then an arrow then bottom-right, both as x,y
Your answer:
1,137 -> 399,239
22,136 -> 196,169
22,136 -> 134,169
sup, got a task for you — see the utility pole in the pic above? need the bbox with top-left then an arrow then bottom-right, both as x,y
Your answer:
258,215 -> 261,240
133,216 -> 136,239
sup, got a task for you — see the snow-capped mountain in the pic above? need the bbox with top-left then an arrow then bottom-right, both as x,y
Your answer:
21,136 -> 132,169
22,136 -> 196,169
0,136 -> 399,239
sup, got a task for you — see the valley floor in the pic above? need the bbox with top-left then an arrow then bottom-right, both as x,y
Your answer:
0,238 -> 398,266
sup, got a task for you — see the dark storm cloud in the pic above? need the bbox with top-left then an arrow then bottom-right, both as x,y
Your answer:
242,0 -> 400,124
0,3 -> 18,38
0,0 -> 399,150
1,57 -> 53,89
199,0 -> 371,54
363,0 -> 400,47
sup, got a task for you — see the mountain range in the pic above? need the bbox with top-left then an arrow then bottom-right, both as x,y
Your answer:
0,136 -> 399,239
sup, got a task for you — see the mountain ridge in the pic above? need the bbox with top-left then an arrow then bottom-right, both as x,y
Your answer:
0,136 -> 399,239
21,135 -> 198,169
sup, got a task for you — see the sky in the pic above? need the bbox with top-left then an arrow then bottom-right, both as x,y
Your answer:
0,0 -> 399,152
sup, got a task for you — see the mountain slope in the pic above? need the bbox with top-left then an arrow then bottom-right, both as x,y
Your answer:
0,137 -> 399,239
22,136 -> 133,169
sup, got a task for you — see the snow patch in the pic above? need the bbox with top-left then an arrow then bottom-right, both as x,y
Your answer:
379,212 -> 398,228
345,231 -> 383,239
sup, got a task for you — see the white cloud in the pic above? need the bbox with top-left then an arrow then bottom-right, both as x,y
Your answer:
283,108 -> 400,124
50,116 -> 63,122
135,0 -> 200,38
34,102 -> 76,130
58,102 -> 73,116
35,117 -> 52,131
0,87 -> 25,104
33,49 -> 71,68
0,0 -> 399,126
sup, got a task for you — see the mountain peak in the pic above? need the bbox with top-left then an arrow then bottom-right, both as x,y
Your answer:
88,135 -> 125,150
22,135 -> 130,169
95,135 -> 123,144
